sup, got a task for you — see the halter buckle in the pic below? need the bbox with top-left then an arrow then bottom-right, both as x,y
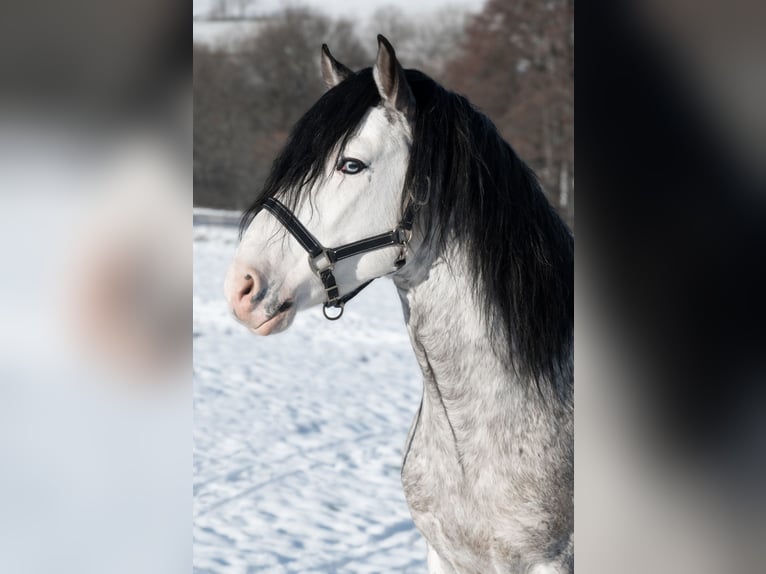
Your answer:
394,227 -> 412,268
322,302 -> 344,320
309,250 -> 336,274
395,227 -> 413,245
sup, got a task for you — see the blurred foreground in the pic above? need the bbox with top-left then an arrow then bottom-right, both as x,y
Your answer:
578,1 -> 766,573
0,1 -> 190,572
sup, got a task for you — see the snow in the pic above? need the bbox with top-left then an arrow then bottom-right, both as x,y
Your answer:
193,222 -> 427,572
193,20 -> 266,49
192,0 -> 484,47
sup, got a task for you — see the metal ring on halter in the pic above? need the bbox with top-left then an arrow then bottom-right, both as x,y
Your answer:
323,302 -> 344,320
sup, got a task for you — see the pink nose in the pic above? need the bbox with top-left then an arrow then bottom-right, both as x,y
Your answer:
226,267 -> 266,322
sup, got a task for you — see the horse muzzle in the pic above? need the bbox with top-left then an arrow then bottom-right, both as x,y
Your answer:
224,263 -> 296,335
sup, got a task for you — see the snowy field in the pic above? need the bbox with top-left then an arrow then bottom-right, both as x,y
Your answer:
193,220 -> 427,573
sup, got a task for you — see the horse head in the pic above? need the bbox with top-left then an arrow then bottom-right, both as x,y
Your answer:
225,36 -> 415,334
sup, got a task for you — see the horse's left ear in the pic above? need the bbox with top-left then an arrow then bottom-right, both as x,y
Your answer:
321,44 -> 353,89
373,35 -> 415,122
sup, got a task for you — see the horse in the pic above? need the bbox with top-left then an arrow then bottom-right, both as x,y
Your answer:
224,36 -> 573,574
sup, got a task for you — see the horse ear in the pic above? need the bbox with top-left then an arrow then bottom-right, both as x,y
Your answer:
373,35 -> 415,121
321,44 -> 353,89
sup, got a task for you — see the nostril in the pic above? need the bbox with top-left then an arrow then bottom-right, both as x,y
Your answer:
238,274 -> 254,299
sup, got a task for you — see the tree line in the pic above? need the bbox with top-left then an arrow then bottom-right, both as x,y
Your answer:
194,1 -> 573,227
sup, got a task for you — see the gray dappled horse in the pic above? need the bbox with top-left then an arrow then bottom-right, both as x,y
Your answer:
225,36 -> 573,574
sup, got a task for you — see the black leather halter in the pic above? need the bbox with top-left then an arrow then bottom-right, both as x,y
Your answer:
262,197 -> 414,320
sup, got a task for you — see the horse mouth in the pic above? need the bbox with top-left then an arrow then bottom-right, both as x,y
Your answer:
252,300 -> 295,335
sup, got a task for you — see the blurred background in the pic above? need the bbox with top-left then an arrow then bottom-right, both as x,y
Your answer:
193,0 -> 574,227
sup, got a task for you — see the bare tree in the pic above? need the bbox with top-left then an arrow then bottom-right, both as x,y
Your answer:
194,8 -> 368,209
444,0 -> 574,225
235,0 -> 254,19
366,5 -> 468,80
210,0 -> 229,19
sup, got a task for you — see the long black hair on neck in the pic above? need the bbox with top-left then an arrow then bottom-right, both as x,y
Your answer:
241,68 -> 573,399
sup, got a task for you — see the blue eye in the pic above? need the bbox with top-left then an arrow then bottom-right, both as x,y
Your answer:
338,158 -> 367,175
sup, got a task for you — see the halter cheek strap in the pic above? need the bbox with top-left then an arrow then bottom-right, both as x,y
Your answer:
262,197 -> 414,320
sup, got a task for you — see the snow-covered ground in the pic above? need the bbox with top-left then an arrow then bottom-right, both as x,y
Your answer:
193,221 -> 427,573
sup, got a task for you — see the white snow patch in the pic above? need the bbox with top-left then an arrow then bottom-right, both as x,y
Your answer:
194,222 -> 426,572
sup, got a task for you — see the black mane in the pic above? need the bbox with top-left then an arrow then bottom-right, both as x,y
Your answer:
242,68 -> 573,398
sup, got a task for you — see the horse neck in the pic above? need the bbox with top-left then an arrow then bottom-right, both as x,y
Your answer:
393,240 -> 554,472
394,241 -> 496,371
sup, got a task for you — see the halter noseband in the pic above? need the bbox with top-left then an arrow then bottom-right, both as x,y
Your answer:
262,197 -> 414,320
